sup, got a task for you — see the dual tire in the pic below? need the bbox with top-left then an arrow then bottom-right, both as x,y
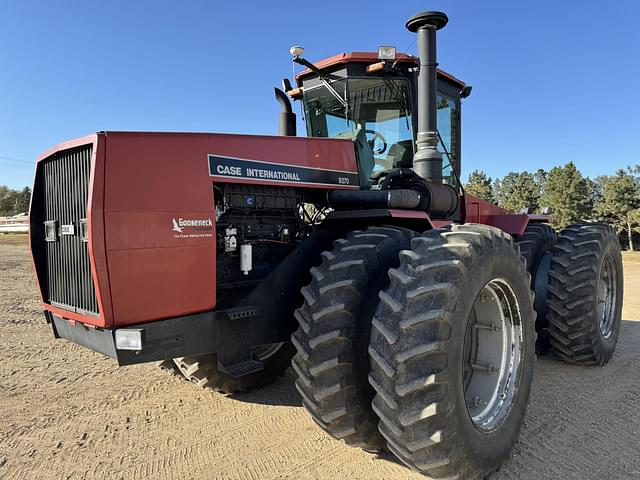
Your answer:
293,222 -> 623,479
291,226 -> 415,450
368,224 -> 535,479
546,223 -> 623,365
513,222 -> 624,365
514,222 -> 557,353
294,224 -> 537,479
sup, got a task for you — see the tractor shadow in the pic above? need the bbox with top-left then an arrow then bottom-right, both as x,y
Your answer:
230,369 -> 302,407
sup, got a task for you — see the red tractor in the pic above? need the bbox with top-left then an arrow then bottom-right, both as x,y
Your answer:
28,11 -> 623,479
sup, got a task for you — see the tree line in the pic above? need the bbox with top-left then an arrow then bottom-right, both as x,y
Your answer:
0,186 -> 31,217
465,162 -> 640,250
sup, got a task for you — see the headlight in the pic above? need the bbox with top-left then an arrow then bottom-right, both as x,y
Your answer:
115,329 -> 144,351
44,220 -> 58,242
377,46 -> 396,60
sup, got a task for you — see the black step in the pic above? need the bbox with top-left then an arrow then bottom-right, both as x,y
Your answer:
220,359 -> 264,377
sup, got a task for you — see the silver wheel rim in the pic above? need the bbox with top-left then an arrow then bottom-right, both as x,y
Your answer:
463,279 -> 524,432
252,342 -> 284,361
598,253 -> 617,339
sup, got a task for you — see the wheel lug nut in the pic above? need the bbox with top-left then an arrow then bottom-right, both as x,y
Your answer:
473,396 -> 481,407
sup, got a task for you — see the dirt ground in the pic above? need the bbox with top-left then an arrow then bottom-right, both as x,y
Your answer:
1,236 -> 640,480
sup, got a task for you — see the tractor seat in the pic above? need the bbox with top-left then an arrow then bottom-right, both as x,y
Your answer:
386,140 -> 414,168
334,128 -> 375,188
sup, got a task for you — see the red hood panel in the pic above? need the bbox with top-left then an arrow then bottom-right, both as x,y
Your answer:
35,132 -> 359,328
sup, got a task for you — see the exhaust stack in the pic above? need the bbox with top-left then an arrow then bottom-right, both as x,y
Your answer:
274,87 -> 297,136
406,11 -> 448,183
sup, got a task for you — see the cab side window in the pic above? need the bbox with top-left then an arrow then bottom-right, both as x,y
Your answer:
437,95 -> 459,187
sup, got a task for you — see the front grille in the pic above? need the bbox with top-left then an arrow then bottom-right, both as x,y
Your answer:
41,145 -> 99,315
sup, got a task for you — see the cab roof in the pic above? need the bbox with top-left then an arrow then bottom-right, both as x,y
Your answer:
296,51 -> 466,89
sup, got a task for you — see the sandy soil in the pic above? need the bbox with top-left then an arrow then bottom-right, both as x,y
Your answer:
1,237 -> 640,480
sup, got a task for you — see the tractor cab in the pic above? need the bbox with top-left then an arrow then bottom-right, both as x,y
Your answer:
289,52 -> 469,190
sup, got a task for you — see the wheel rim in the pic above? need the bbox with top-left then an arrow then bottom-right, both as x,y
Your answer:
463,279 -> 524,432
598,253 -> 617,339
252,342 -> 284,361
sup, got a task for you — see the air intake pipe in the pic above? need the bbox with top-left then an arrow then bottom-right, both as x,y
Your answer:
326,182 -> 458,218
327,189 -> 423,210
274,87 -> 296,136
406,11 -> 448,183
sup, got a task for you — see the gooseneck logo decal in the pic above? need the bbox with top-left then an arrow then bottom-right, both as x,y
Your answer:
171,217 -> 213,239
172,218 -> 184,233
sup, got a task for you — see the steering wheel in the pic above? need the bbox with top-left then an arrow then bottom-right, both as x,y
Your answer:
365,129 -> 388,155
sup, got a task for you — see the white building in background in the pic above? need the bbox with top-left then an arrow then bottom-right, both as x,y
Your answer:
0,213 -> 29,233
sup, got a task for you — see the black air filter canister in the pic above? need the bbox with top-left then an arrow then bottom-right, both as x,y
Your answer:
406,11 -> 448,183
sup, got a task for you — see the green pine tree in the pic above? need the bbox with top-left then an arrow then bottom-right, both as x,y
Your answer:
15,187 -> 31,214
465,170 -> 495,203
0,186 -> 14,216
541,162 -> 593,229
595,167 -> 640,250
0,185 -> 32,216
493,171 -> 540,213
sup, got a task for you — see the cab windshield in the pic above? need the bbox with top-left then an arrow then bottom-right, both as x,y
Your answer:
303,77 -> 414,185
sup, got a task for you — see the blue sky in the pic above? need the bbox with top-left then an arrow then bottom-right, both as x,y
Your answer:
1,0 -> 639,188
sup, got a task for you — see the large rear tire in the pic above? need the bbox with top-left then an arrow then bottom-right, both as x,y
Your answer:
291,226 -> 414,451
514,222 -> 556,353
173,342 -> 295,394
368,224 -> 536,479
546,223 -> 623,365
515,222 -> 556,271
